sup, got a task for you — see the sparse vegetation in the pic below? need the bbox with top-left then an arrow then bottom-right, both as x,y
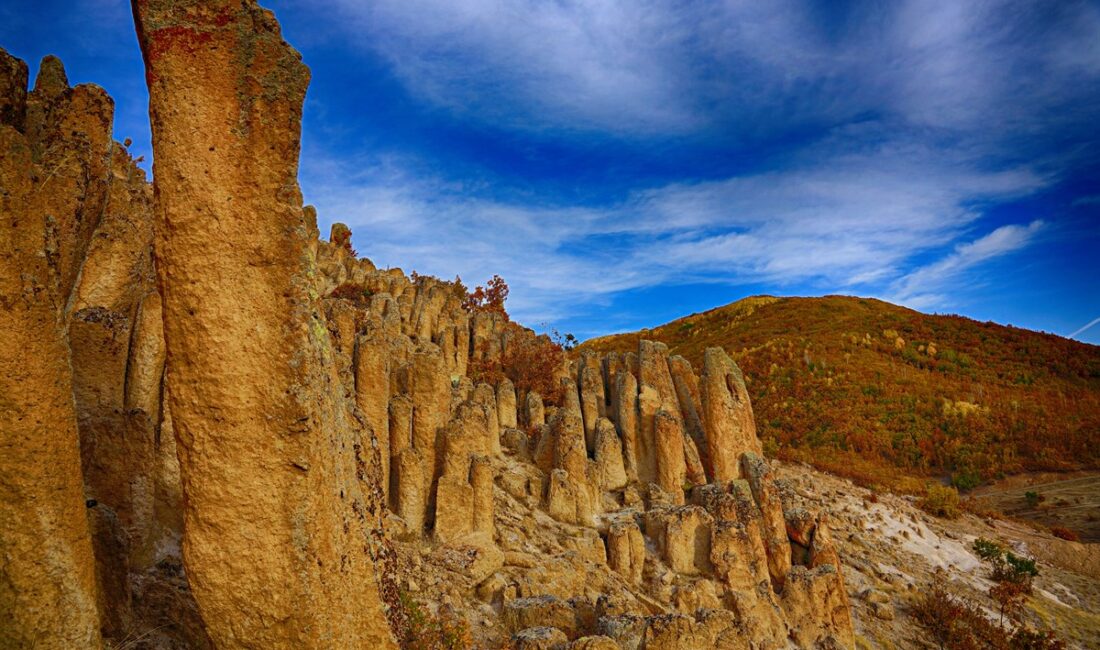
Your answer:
914,572 -> 1065,650
329,282 -> 372,308
971,537 -> 1042,628
1049,526 -> 1079,542
972,538 -> 1038,588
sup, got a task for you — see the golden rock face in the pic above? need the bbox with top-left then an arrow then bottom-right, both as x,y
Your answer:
0,49 -> 102,649
133,0 -> 398,647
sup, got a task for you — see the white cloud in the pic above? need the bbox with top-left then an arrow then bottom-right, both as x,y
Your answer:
289,0 -> 1084,333
322,0 -> 712,133
313,0 -> 1100,139
888,220 -> 1046,309
300,141 -> 1050,328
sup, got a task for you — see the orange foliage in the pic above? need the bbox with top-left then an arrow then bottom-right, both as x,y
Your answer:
470,328 -> 566,407
581,295 -> 1100,491
1050,526 -> 1080,542
328,282 -> 372,308
459,275 -> 565,406
913,572 -> 1065,650
463,275 -> 509,321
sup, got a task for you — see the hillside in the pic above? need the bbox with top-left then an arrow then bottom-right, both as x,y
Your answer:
581,295 -> 1100,491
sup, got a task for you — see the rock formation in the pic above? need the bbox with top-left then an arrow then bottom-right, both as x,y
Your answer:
299,236 -> 856,647
0,47 -> 103,649
0,2 -> 855,646
132,0 -> 397,646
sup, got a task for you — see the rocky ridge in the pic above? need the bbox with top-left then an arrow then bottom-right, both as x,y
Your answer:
0,2 -> 854,648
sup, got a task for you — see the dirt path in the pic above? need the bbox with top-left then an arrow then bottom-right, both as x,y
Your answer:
971,473 -> 1100,542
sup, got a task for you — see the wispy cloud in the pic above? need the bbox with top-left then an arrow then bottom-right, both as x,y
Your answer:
301,140 -> 1050,325
285,0 -> 1093,335
888,220 -> 1046,310
316,0 -> 1100,141
1068,316 -> 1100,340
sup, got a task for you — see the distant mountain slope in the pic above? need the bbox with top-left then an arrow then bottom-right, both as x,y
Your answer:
580,296 -> 1100,489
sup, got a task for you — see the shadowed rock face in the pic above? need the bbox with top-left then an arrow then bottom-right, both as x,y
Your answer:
132,1 -> 397,647
0,47 -> 102,650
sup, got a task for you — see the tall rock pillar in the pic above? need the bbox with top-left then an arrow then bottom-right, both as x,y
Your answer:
701,347 -> 762,481
0,48 -> 103,649
132,2 -> 397,647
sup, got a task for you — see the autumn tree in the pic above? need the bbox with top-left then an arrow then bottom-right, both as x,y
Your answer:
463,275 -> 509,321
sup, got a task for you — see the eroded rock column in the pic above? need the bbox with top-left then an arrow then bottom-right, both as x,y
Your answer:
0,48 -> 102,647
701,347 -> 762,481
132,2 -> 397,646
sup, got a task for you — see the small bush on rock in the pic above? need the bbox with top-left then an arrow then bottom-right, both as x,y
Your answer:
1050,526 -> 1079,542
328,283 -> 372,308
463,275 -> 509,321
920,484 -> 961,519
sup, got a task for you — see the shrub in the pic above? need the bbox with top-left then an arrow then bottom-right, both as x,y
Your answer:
1000,553 -> 1039,585
1050,526 -> 1079,542
469,329 -> 567,407
951,470 -> 982,491
972,537 -> 1038,587
913,571 -> 1004,649
989,580 -> 1029,625
972,536 -> 1041,627
329,283 -> 372,308
921,484 -> 961,519
972,537 -> 1003,562
550,328 -> 578,351
1024,491 -> 1044,509
896,476 -> 927,496
914,571 -> 1065,650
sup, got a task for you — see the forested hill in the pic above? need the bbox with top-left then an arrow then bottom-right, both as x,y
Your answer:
580,296 -> 1100,490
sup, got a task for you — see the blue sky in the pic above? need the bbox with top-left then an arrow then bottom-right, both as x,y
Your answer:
3,1 -> 1099,343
